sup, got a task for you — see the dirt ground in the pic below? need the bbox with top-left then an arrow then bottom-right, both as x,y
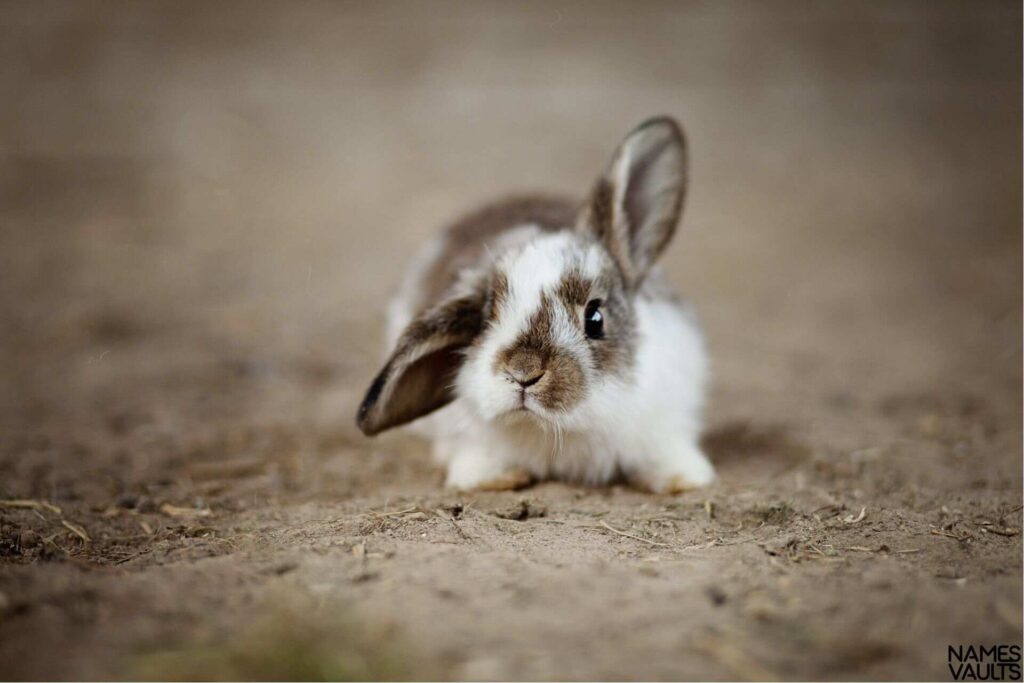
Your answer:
1,2 -> 1021,680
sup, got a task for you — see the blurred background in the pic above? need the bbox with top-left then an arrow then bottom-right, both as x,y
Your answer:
3,1 -> 1020,424
0,1 -> 1020,680
2,1 -> 1020,426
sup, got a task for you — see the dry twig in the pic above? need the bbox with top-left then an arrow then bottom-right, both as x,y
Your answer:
61,519 -> 91,543
0,499 -> 62,515
842,507 -> 867,524
367,506 -> 418,518
596,521 -> 670,547
160,503 -> 212,518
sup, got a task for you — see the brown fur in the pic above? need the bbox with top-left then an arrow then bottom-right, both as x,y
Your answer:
537,351 -> 585,411
485,259 -> 639,415
488,271 -> 509,323
556,269 -> 591,308
555,261 -> 637,378
584,179 -> 614,243
587,279 -> 636,376
492,292 -> 589,413
621,126 -> 686,276
357,291 -> 484,436
492,293 -> 554,376
413,194 -> 577,316
579,118 -> 686,290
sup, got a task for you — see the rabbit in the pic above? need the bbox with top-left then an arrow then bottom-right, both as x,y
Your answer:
356,116 -> 716,493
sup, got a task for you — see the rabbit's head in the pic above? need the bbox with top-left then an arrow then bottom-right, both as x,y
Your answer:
357,117 -> 688,435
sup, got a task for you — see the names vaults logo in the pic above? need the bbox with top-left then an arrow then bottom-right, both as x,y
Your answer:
948,645 -> 1022,681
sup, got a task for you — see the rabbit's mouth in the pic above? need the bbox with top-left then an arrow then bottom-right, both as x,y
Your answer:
498,400 -> 547,424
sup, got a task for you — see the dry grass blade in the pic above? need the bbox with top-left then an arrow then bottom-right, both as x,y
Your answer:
843,507 -> 867,524
597,521 -> 670,547
62,519 -> 91,543
439,511 -> 473,541
679,539 -> 720,551
160,503 -> 213,518
0,499 -> 63,515
368,506 -> 418,518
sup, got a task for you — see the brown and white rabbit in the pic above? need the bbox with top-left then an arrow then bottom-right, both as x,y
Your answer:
356,117 -> 715,493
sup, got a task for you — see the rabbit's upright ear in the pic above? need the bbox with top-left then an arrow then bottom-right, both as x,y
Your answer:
356,291 -> 484,436
579,116 -> 688,289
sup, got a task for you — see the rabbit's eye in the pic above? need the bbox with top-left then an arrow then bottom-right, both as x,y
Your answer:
584,299 -> 604,339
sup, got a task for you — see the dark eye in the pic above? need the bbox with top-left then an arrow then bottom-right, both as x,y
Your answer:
584,299 -> 604,339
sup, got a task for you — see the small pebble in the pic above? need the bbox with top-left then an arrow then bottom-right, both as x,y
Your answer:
19,529 -> 39,549
115,493 -> 139,509
705,585 -> 728,606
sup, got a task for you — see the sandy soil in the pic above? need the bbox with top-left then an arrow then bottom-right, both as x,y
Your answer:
1,2 -> 1021,680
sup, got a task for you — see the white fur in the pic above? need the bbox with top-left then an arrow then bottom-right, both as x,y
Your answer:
386,229 -> 715,492
386,233 -> 446,349
458,233 -> 605,422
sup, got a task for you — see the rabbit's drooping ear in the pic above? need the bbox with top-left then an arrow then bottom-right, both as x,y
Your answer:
356,292 -> 484,436
580,116 -> 688,289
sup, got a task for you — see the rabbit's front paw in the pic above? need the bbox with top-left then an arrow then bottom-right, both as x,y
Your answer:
470,468 -> 534,492
663,471 -> 714,494
445,446 -> 533,492
635,440 -> 716,494
447,466 -> 533,492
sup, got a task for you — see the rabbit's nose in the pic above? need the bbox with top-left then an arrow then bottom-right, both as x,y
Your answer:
503,349 -> 545,387
511,370 -> 545,388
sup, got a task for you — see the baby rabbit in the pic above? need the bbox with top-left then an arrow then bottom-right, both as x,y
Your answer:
357,116 -> 715,493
